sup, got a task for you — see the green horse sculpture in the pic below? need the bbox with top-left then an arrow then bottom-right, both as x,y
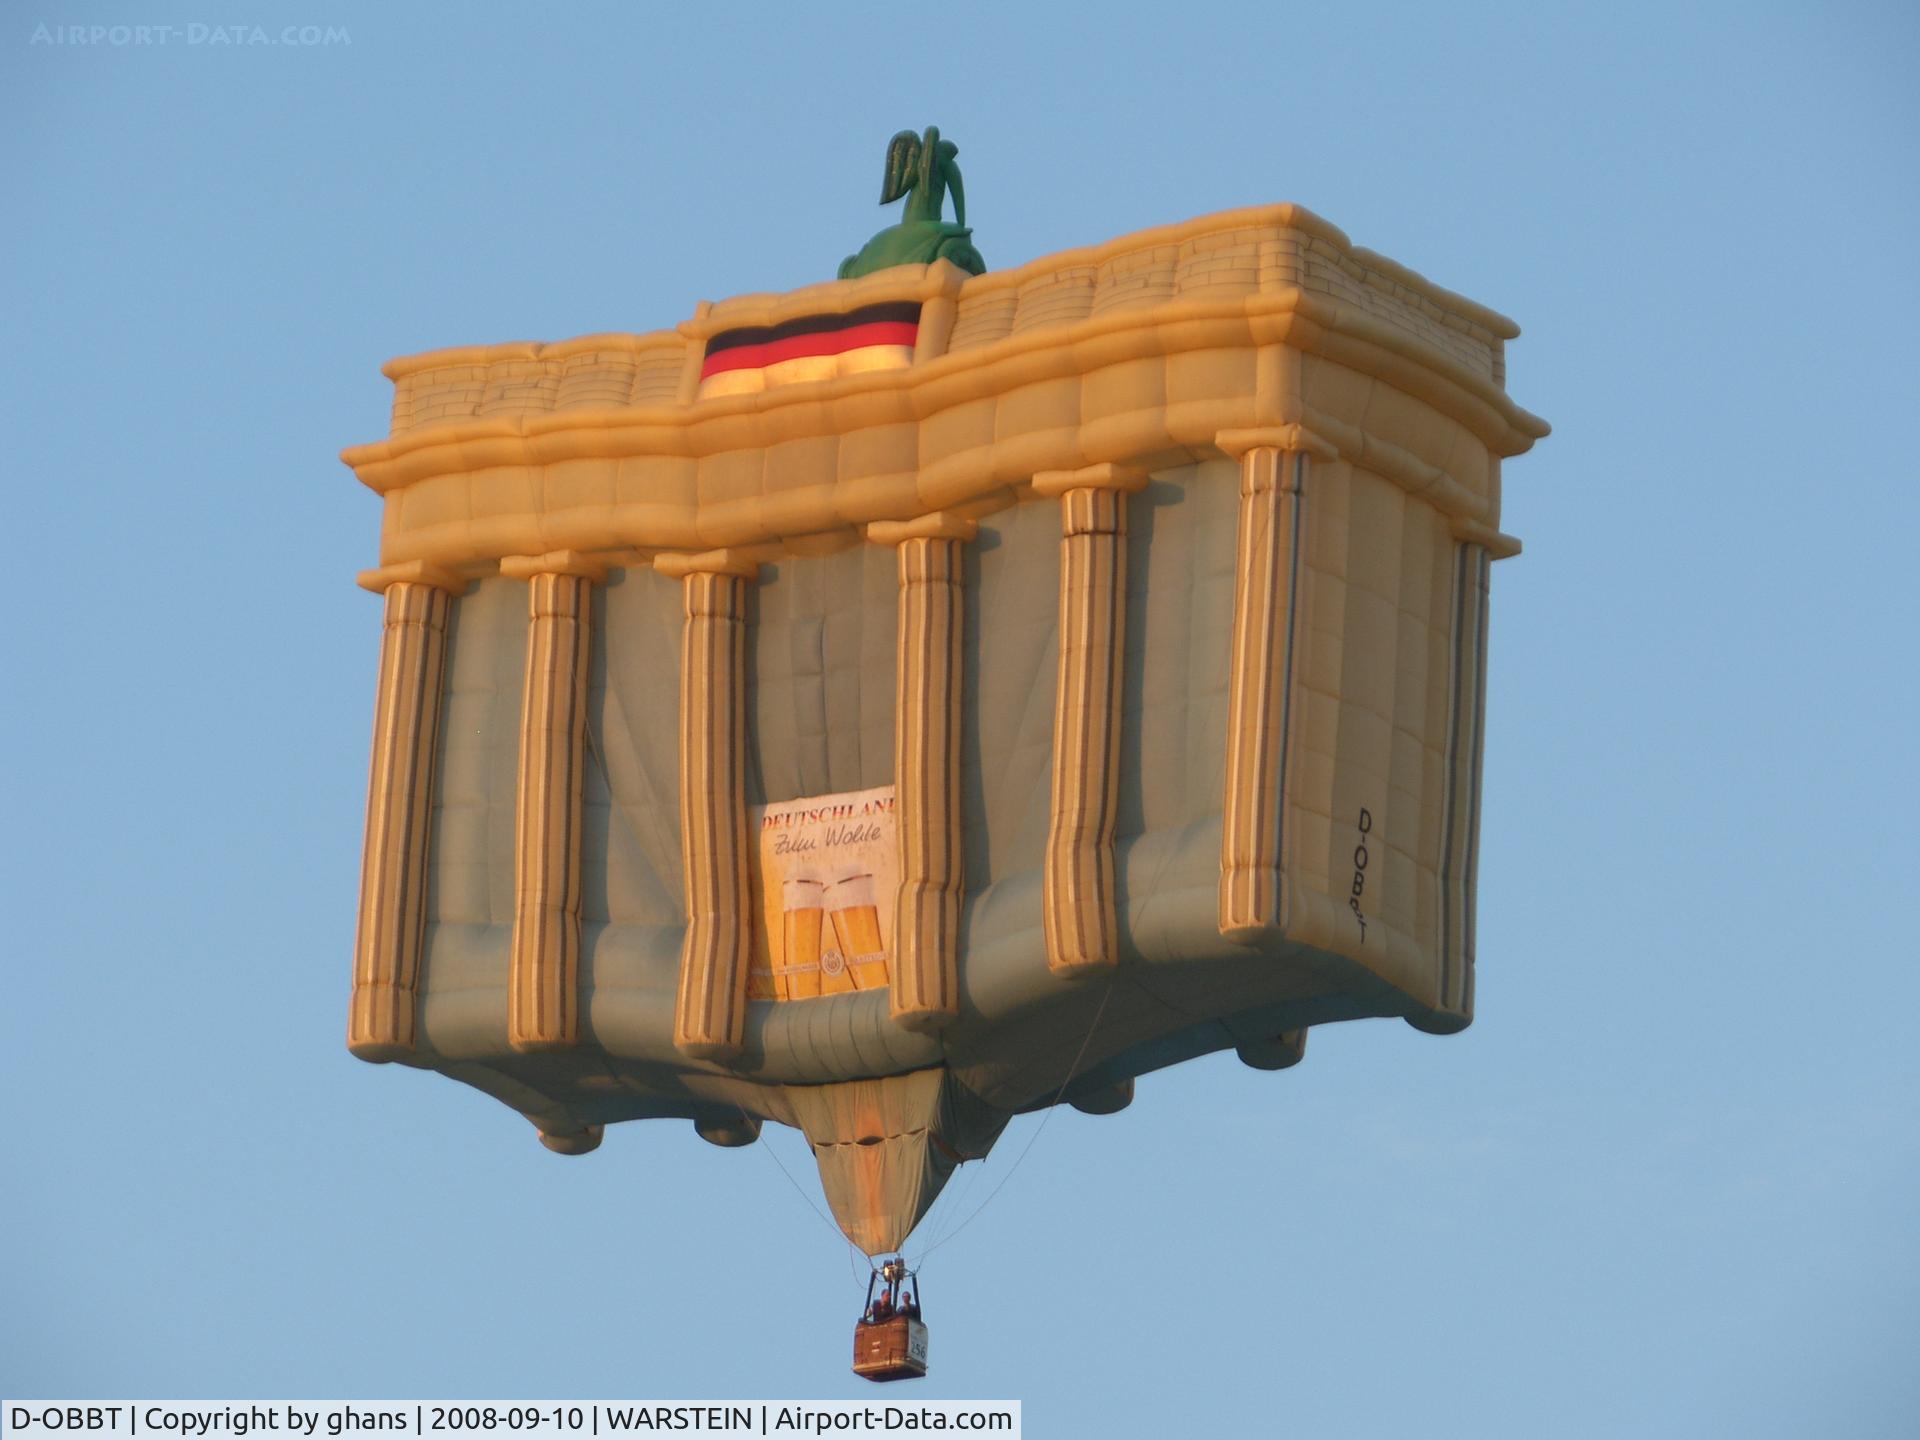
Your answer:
839,126 -> 986,280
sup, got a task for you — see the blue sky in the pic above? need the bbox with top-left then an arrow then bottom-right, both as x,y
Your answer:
4,2 -> 1917,1435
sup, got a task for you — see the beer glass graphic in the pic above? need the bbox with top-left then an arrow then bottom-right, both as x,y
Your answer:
779,877 -> 825,1000
747,961 -> 778,1002
827,872 -> 889,990
818,889 -> 857,997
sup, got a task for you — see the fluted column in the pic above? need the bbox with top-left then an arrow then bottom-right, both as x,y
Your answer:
658,549 -> 761,1060
868,514 -> 975,1033
1033,463 -> 1146,974
501,551 -> 608,1052
349,561 -> 466,1062
1217,435 -> 1317,939
1430,539 -> 1491,1028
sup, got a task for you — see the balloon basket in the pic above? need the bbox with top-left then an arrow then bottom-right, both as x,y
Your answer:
852,1315 -> 929,1382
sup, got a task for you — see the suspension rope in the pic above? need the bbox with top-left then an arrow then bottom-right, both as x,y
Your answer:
585,713 -> 1108,1281
910,977 -> 1116,1265
736,1104 -> 873,1284
910,1144 -> 987,1260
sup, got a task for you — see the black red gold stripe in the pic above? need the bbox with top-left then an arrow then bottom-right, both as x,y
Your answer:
700,303 -> 920,379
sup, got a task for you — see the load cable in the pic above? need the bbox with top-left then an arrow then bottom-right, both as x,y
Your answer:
581,719 -> 866,1281
909,977 -> 1115,1266
585,715 -> 1110,1280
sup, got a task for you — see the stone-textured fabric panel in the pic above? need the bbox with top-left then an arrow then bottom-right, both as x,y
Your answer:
427,578 -> 527,934
1286,461 -> 1391,969
1120,461 -> 1239,838
746,544 -> 898,804
418,578 -> 525,1058
1269,459 -> 1475,1014
961,503 -> 1061,896
579,567 -> 687,1050
584,568 -> 688,927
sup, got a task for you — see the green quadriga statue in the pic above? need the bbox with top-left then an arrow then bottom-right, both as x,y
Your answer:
840,126 -> 986,280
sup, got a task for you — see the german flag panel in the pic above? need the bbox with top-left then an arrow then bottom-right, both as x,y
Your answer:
697,302 -> 920,399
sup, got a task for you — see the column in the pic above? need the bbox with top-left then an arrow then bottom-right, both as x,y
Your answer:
1032,463 -> 1146,974
1428,539 -> 1490,1029
501,551 -> 609,1052
1217,438 -> 1312,939
867,514 -> 975,1033
657,549 -> 761,1060
348,562 -> 465,1062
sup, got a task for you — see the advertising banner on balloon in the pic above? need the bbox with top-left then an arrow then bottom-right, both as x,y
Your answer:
748,785 -> 899,1001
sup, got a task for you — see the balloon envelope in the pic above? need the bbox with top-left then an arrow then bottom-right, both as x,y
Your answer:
342,203 -> 1547,1253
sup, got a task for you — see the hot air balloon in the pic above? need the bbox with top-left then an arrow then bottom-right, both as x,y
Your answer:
341,196 -> 1547,1372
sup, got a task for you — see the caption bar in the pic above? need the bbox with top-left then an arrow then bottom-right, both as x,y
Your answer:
4,1406 -> 1019,1439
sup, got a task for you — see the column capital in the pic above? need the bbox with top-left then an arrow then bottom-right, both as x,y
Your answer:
866,512 -> 978,546
1215,424 -> 1339,462
356,559 -> 469,596
654,547 -> 763,580
1452,518 -> 1523,560
499,549 -> 612,582
1031,462 -> 1149,497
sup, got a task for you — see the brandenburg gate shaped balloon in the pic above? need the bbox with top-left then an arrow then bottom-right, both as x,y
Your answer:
343,131 -> 1548,1256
